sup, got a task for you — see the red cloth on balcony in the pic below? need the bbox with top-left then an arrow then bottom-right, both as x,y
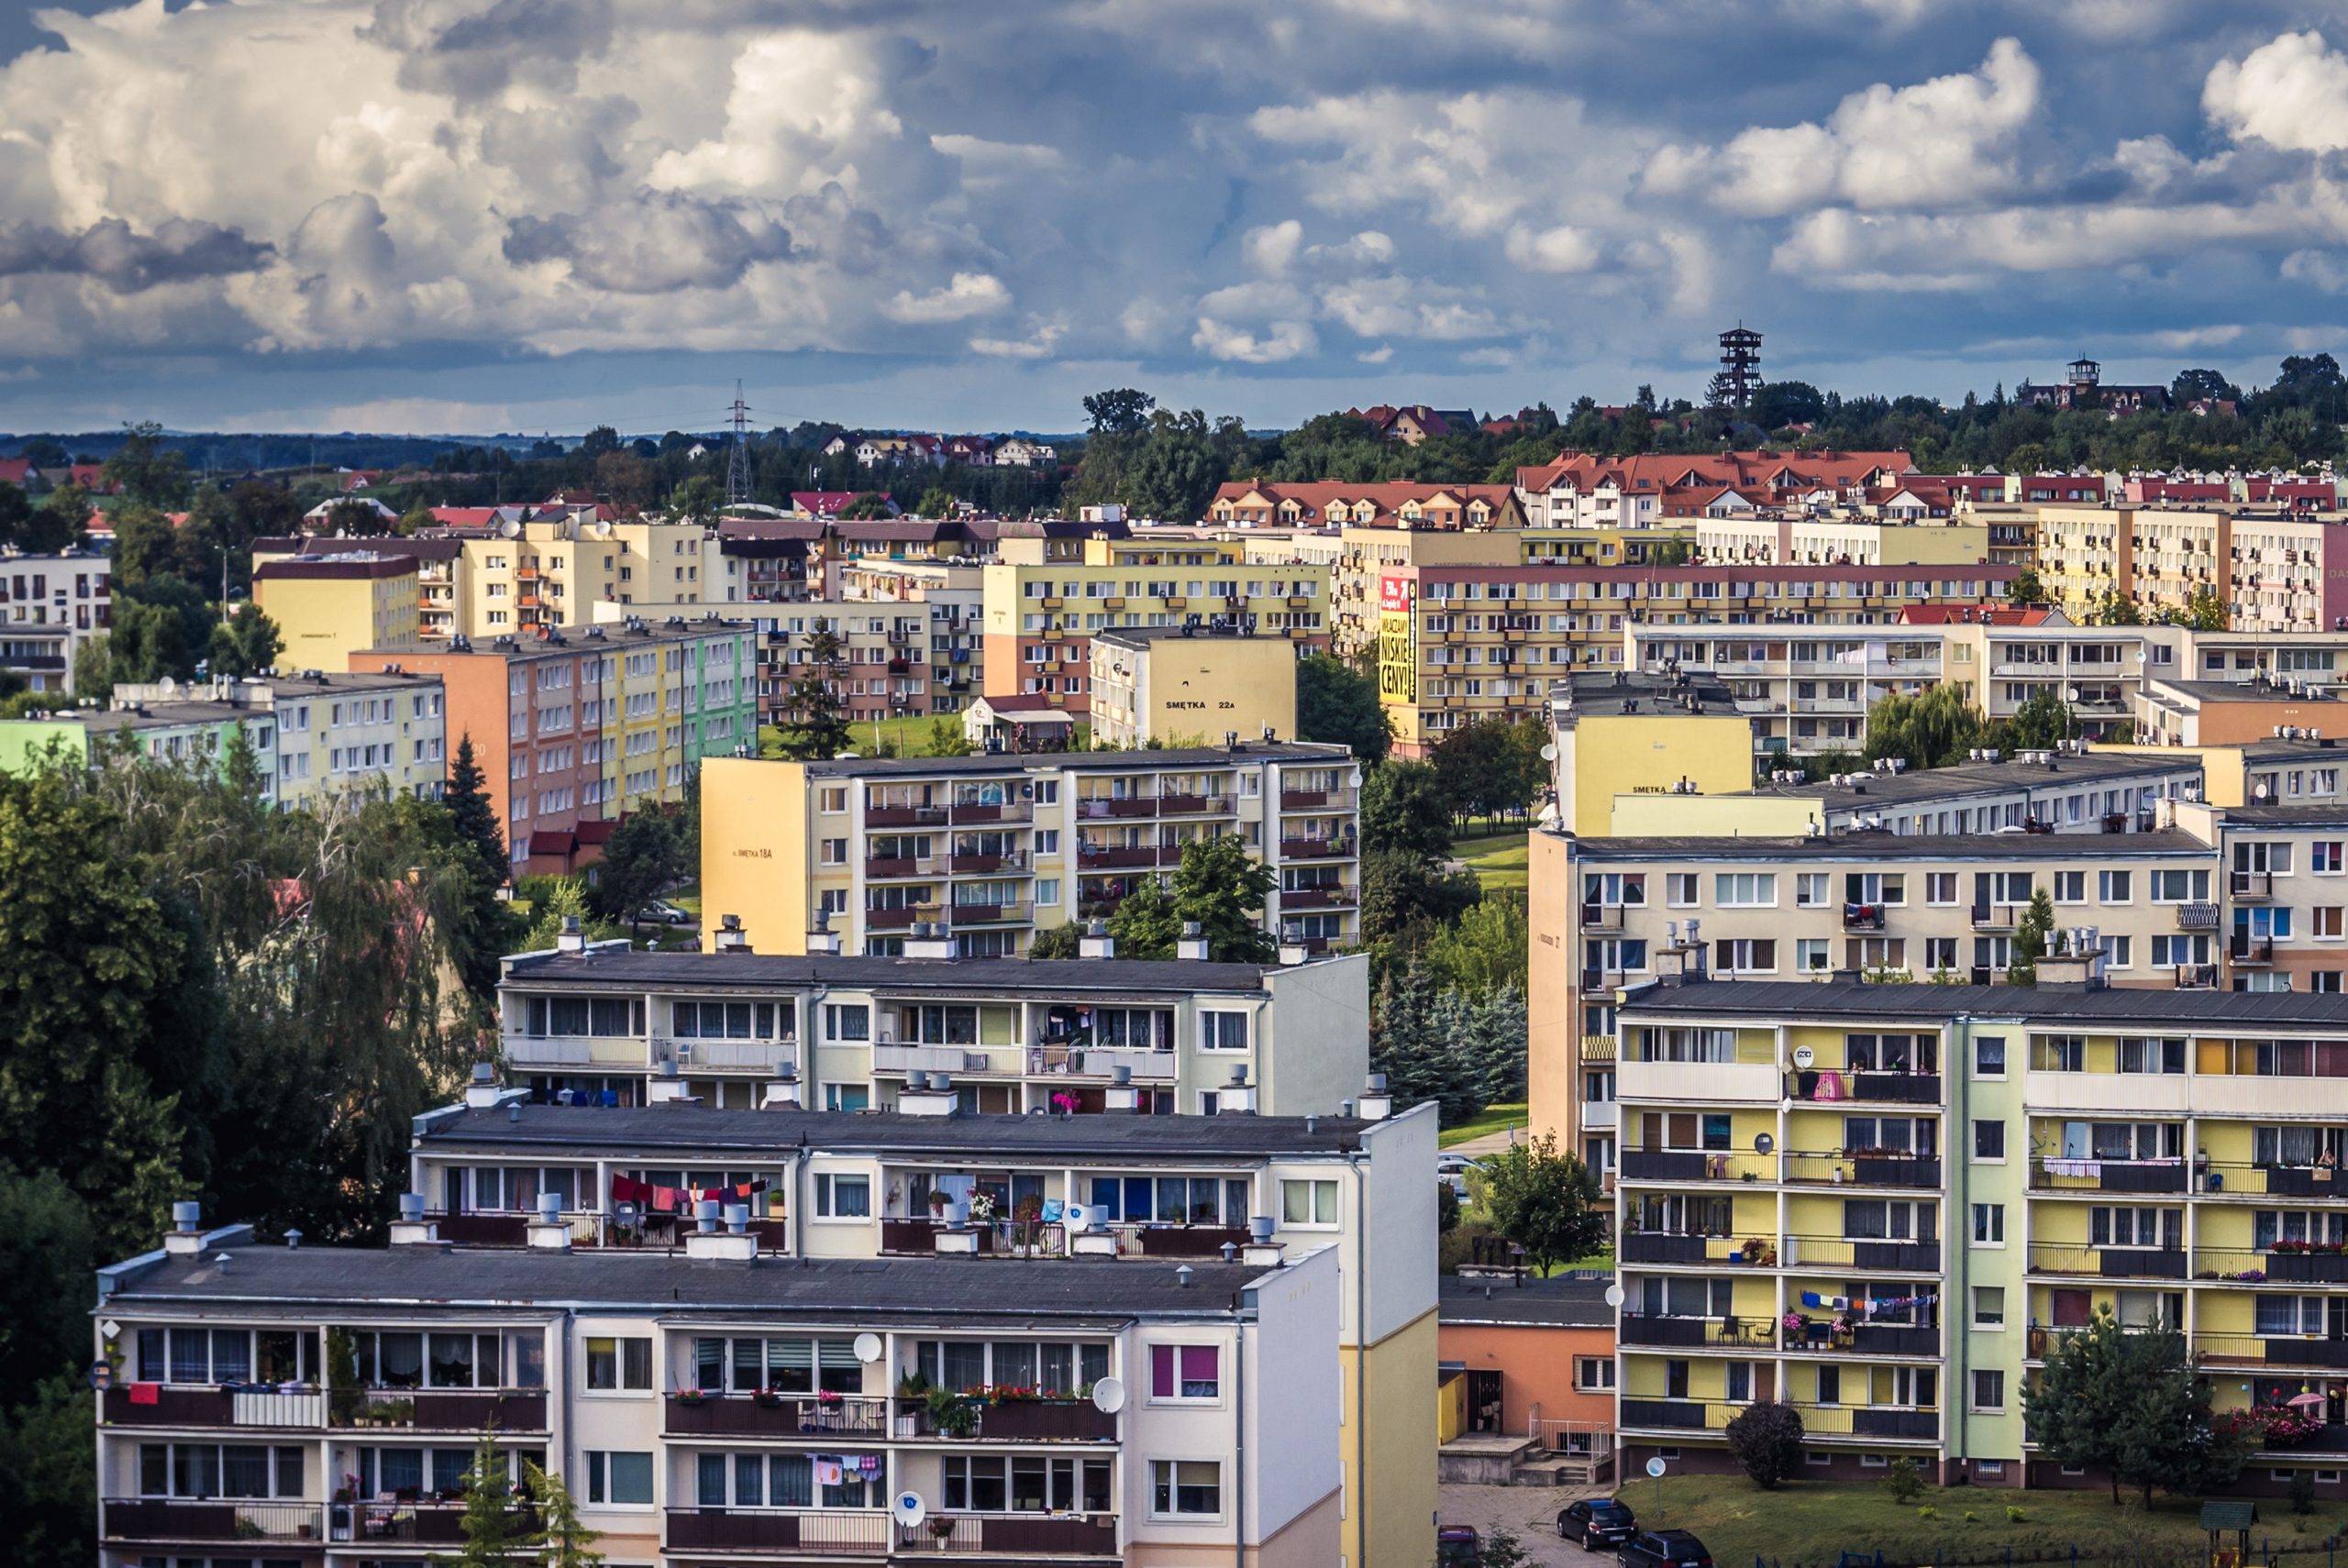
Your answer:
128,1383 -> 160,1406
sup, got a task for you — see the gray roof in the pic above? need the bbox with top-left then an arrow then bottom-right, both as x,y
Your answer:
2238,738 -> 2348,761
2221,805 -> 2348,826
1566,828 -> 2211,862
1556,668 -> 1741,718
1618,976 -> 2348,1029
1747,749 -> 2197,811
502,949 -> 1304,997
1092,625 -> 1291,650
793,743 -> 1348,778
2152,679 -> 2343,704
420,1104 -> 1374,1160
1439,1273 -> 1613,1329
105,1245 -> 1277,1322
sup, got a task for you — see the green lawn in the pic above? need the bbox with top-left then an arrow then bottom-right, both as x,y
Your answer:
759,713 -> 956,758
1440,1101 -> 1528,1149
1622,1474 -> 2336,1564
1451,830 -> 1530,892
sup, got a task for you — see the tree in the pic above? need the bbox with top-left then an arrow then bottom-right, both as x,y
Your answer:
2022,1306 -> 2245,1505
28,483 -> 89,553
775,625 -> 853,760
101,420 -> 192,509
207,602 -> 282,679
1431,717 -> 1542,823
2088,587 -> 2143,626
924,716 -> 971,756
1863,684 -> 1984,772
435,1427 -> 526,1565
2006,567 -> 2045,607
110,504 -> 181,591
1999,688 -> 2074,752
1357,847 -> 1478,944
664,474 -> 725,525
522,1459 -> 603,1568
1722,1401 -> 1805,1489
1083,387 -> 1156,436
916,486 -> 956,519
1421,895 -> 1528,996
579,425 -> 622,458
590,806 -> 688,924
2169,585 -> 2227,631
1026,921 -> 1083,959
322,498 -> 391,536
1360,758 -> 1453,859
1106,835 -> 1278,961
838,491 -> 894,520
71,633 -> 112,701
445,735 -> 508,885
2009,887 -> 2055,985
1296,653 -> 1390,761
398,506 -> 439,536
1477,1132 -> 1606,1276
1123,407 -> 1229,521
1466,981 -> 1527,1105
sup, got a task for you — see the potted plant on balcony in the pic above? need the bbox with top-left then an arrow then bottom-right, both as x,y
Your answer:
1010,1193 -> 1047,1255
674,1387 -> 709,1408
752,1386 -> 787,1409
926,1187 -> 953,1223
927,1515 -> 957,1541
925,1386 -> 978,1438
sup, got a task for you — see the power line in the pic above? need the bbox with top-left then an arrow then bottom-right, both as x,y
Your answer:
725,381 -> 754,508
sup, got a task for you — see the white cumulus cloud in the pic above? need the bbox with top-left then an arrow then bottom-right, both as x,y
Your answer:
1191,316 -> 1317,362
2205,31 -> 2348,154
884,272 -> 1012,324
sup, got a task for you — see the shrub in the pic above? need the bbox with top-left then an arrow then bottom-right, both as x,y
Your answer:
1963,1511 -> 1978,1523
1918,1506 -> 1937,1520
1881,1456 -> 1924,1504
1722,1400 -> 1805,1490
2292,1468 -> 2317,1516
2006,1505 -> 2028,1523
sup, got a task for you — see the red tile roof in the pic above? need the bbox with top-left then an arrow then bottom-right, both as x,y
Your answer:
1208,480 -> 1520,528
1516,448 -> 1915,497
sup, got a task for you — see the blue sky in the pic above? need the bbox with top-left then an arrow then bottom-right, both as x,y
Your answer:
1,0 -> 2347,435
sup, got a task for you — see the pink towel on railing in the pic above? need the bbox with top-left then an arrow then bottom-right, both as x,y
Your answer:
1815,1070 -> 1847,1101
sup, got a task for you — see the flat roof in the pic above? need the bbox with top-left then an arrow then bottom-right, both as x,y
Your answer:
419,1103 -> 1376,1160
104,1246 -> 1279,1322
794,742 -> 1348,778
2221,805 -> 2348,826
1748,749 -> 2197,811
254,554 -> 417,580
360,619 -> 755,658
2151,679 -> 2342,704
1557,668 -> 1740,717
1092,626 -> 1290,650
503,948 -> 1315,996
1567,828 -> 2212,862
21,701 -> 255,733
1439,1273 -> 1612,1329
1617,976 -> 2348,1029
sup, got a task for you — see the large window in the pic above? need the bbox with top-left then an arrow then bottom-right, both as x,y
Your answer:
814,1173 -> 871,1219
584,1337 -> 652,1391
137,1327 -> 316,1386
1280,1178 -> 1338,1228
1149,1344 -> 1220,1401
584,1450 -> 654,1506
944,1455 -> 1112,1513
672,1000 -> 785,1039
1199,1012 -> 1248,1051
694,1336 -> 864,1395
522,995 -> 644,1037
915,1339 -> 1109,1395
138,1442 -> 305,1498
1150,1460 -> 1222,1518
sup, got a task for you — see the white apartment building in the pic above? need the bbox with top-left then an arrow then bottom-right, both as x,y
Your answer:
93,1206 -> 1341,1568
0,547 -> 109,691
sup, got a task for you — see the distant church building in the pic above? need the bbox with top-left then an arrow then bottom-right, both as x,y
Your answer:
2017,356 -> 2171,414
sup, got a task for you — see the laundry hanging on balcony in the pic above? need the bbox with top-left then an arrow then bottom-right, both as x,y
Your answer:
1801,1290 -> 1937,1316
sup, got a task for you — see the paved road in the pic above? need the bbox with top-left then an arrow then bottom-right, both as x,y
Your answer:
1447,1122 -> 1530,1160
1439,1482 -> 1612,1565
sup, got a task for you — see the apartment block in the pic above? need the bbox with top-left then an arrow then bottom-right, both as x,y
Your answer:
2034,503 -> 2348,630
753,594 -> 980,732
254,536 -> 469,642
0,692 -> 279,797
697,743 -> 1359,960
1609,976 -> 2348,1498
1690,515 -> 1991,569
980,536 -> 1329,717
1374,561 -> 2021,756
492,939 -> 1368,1117
1086,626 -> 1299,750
403,1088 -> 1436,1568
1207,480 -> 1525,532
1328,524 -> 1694,660
1545,672 -> 1757,837
351,618 -> 757,876
93,1209 -> 1345,1568
252,552 -> 422,670
0,547 -> 108,690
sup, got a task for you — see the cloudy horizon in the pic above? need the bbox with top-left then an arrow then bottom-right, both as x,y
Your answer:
3,0 -> 2348,436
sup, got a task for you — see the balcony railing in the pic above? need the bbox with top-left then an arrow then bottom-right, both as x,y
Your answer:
2231,933 -> 2276,966
947,901 -> 1031,926
2194,1334 -> 2348,1371
2024,1242 -> 2187,1280
1784,1233 -> 1940,1272
666,1392 -> 891,1439
1618,1398 -> 1712,1430
1970,902 -> 2021,931
1841,903 -> 1886,932
665,1509 -> 1117,1557
1778,1152 -> 1942,1188
2195,1246 -> 2348,1283
950,801 -> 1032,824
1027,1043 -> 1176,1081
1784,1069 -> 1941,1104
1279,837 -> 1357,860
104,1500 -> 327,1544
898,1397 -> 1119,1441
336,1500 -> 537,1544
667,1039 -> 798,1075
865,856 -> 940,878
1078,797 -> 1158,819
1619,1149 -> 1774,1183
1077,845 -> 1157,869
330,1388 -> 550,1431
1578,903 -> 1625,933
2175,901 -> 2220,930
1618,1315 -> 1766,1349
103,1386 -> 326,1428
2196,1161 -> 2348,1198
2173,963 -> 2221,988
2027,1156 -> 2188,1194
866,804 -> 948,828
2232,870 -> 2275,901
1279,885 -> 1356,909
871,1043 -> 995,1076
909,1513 -> 1121,1556
1159,794 -> 1232,816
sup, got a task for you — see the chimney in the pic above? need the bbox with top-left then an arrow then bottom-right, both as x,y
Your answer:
903,921 -> 956,960
390,1192 -> 439,1246
900,1071 -> 960,1117
1104,1064 -> 1142,1114
1277,940 -> 1309,966
714,914 -> 749,954
1176,1264 -> 1195,1288
1079,919 -> 1114,959
526,1190 -> 571,1250
1357,1072 -> 1393,1121
1217,1063 -> 1256,1115
1176,921 -> 1210,962
463,1061 -> 504,1110
805,908 -> 842,956
164,1200 -> 206,1255
1243,1213 -> 1284,1267
556,914 -> 587,954
647,1059 -> 692,1104
686,1201 -> 759,1260
760,1070 -> 803,1110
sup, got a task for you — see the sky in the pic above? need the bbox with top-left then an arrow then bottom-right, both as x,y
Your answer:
4,1 -> 2348,436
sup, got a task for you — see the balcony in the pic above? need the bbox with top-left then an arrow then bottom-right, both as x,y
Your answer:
1158,794 -> 1232,816
502,1034 -> 648,1071
949,852 -> 1025,874
2025,1242 -> 2187,1280
864,856 -> 939,878
336,1500 -> 537,1545
2174,901 -> 2220,930
1078,797 -> 1158,819
2195,1334 -> 2348,1372
866,905 -> 943,931
103,1386 -> 327,1429
1028,1043 -> 1177,1081
1618,1398 -> 1714,1430
1279,787 -> 1331,809
1278,885 -> 1355,910
1850,1322 -> 1942,1357
950,800 -> 1031,824
1841,903 -> 1886,932
1617,1231 -> 1734,1265
872,1043 -> 996,1076
2232,870 -> 2275,902
666,1392 -> 891,1439
330,1388 -> 549,1431
1969,902 -> 2021,931
947,901 -> 1031,926
2027,1156 -> 2188,1194
666,1039 -> 798,1075
866,804 -> 948,828
2196,1162 -> 2348,1198
2231,933 -> 2276,966
898,1396 -> 1120,1441
1077,845 -> 1157,869
1578,903 -> 1625,933
1784,1234 -> 1940,1272
2197,1245 -> 2348,1283
1619,1149 -> 1773,1184
665,1508 -> 1118,1557
1779,1152 -> 1942,1188
2173,963 -> 2221,988
104,1500 -> 327,1545
1279,836 -> 1357,861
1785,1069 -> 1941,1105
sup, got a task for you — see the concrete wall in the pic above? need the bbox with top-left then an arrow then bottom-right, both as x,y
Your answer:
1556,712 -> 1757,838
1258,954 -> 1372,1118
1243,1244 -> 1342,1547
1435,1320 -> 1612,1438
698,756 -> 814,954
1527,831 -> 1578,1144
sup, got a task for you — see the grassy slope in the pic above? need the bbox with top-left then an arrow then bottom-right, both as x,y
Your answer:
1452,830 -> 1530,891
1440,1101 -> 1529,1149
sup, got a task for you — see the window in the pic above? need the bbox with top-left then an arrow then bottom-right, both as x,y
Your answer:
2317,842 -> 2344,875
1794,873 -> 1830,908
1149,1344 -> 1221,1400
1574,1356 -> 1615,1390
824,1004 -> 869,1042
819,787 -> 847,813
1972,1286 -> 2005,1330
1280,1178 -> 1338,1228
1977,1461 -> 2006,1477
1150,1460 -> 1222,1518
584,1337 -> 651,1391
2099,869 -> 2133,903
2053,870 -> 2086,903
814,1173 -> 870,1219
1924,872 -> 1957,905
819,838 -> 848,866
1971,1204 -> 2005,1245
1973,1120 -> 2006,1161
1714,872 -> 1777,907
585,1450 -> 654,1506
1665,872 -> 1700,907
1713,938 -> 1777,973
1795,938 -> 1831,973
1199,1012 -> 1248,1051
2318,908 -> 2345,940
1971,1370 -> 2004,1411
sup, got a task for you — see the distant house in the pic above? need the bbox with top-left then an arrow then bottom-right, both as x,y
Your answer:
822,434 -> 857,458
789,491 -> 898,520
992,437 -> 1057,468
300,496 -> 399,528
339,469 -> 382,492
1345,403 -> 1476,445
944,435 -> 993,464
68,463 -> 122,495
0,458 -> 32,487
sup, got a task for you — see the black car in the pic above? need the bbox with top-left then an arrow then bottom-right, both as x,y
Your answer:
1618,1528 -> 1714,1568
1561,1498 -> 1638,1550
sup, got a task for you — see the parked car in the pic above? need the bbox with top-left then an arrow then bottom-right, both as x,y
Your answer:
634,900 -> 691,925
1561,1498 -> 1638,1550
1436,1525 -> 1483,1565
1619,1529 -> 1713,1568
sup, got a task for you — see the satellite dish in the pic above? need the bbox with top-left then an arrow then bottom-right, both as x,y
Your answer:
1754,1133 -> 1775,1155
1091,1376 -> 1126,1414
1066,1205 -> 1094,1235
1604,1284 -> 1625,1308
891,1491 -> 926,1529
854,1332 -> 883,1364
1539,744 -> 1558,761
1792,1046 -> 1816,1070
1646,1457 -> 1668,1478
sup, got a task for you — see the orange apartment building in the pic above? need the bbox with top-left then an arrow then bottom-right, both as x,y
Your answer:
1437,1273 -> 1614,1481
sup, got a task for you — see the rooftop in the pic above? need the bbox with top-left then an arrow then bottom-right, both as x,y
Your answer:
792,742 -> 1349,777
1618,976 -> 2348,1029
503,948 -> 1320,996
1566,828 -> 2213,862
1747,747 -> 2197,812
1091,625 -> 1292,650
2149,679 -> 2343,704
102,1245 -> 1281,1322
418,1102 -> 1379,1160
1555,668 -> 1740,718
1438,1272 -> 1613,1330
360,617 -> 755,659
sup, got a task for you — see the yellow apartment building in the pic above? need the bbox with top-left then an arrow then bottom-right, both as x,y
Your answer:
980,536 -> 1329,717
459,517 -> 715,638
2034,503 -> 2348,631
1086,625 -> 1301,749
251,551 -> 421,670
1611,975 -> 2348,1500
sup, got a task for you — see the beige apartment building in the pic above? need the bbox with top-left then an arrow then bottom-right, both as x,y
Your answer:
2034,503 -> 2348,630
459,516 -> 716,637
1690,515 -> 1991,569
1087,626 -> 1300,749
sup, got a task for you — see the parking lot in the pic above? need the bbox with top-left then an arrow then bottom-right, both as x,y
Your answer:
1438,1482 -> 1611,1566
